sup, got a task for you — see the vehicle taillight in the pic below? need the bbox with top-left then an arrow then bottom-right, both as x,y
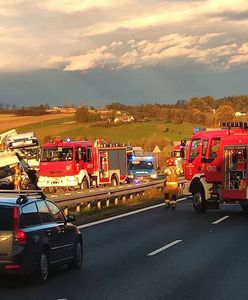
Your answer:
13,207 -> 19,230
15,229 -> 26,245
13,207 -> 26,245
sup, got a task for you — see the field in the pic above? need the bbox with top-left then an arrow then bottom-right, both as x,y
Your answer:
0,113 -> 197,153
0,113 -> 74,132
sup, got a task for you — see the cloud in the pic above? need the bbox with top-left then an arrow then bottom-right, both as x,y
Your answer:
39,0 -> 122,14
44,33 -> 239,72
228,43 -> 248,65
63,46 -> 115,71
0,0 -> 248,73
0,0 -> 25,16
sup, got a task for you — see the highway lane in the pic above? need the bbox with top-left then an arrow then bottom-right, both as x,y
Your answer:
1,199 -> 248,300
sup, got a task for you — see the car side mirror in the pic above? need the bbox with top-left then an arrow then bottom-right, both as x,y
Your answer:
67,213 -> 77,222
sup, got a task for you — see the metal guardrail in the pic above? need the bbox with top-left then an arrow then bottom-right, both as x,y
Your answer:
47,179 -> 164,211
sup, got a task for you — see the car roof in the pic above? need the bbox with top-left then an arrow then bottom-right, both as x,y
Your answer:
0,190 -> 46,206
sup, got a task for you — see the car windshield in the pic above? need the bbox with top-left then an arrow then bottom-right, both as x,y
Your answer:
129,161 -> 154,170
41,147 -> 73,162
0,206 -> 14,230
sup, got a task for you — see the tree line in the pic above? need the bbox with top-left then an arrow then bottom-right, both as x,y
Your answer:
75,95 -> 248,126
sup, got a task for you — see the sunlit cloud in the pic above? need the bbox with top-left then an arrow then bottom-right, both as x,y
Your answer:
228,43 -> 248,65
45,33 -> 238,72
0,0 -> 248,73
0,0 -> 25,16
38,0 -> 123,14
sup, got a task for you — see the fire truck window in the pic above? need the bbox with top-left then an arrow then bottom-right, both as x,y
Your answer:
190,139 -> 201,160
81,148 -> 87,162
87,147 -> 92,162
75,150 -> 80,162
202,140 -> 208,158
209,138 -> 221,159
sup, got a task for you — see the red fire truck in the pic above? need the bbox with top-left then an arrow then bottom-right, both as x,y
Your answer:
182,122 -> 248,213
37,138 -> 128,191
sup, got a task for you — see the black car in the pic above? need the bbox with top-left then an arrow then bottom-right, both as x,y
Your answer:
0,191 -> 83,283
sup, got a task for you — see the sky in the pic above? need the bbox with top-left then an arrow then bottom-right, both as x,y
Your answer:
0,0 -> 248,107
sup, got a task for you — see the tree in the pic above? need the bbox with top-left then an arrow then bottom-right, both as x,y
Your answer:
215,105 -> 235,123
75,106 -> 90,123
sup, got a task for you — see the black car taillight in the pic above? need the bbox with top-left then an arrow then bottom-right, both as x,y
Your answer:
14,229 -> 26,245
13,207 -> 26,245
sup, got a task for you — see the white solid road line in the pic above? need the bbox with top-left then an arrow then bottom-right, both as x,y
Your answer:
78,203 -> 164,228
147,240 -> 183,256
212,215 -> 230,225
176,197 -> 188,202
78,197 -> 188,229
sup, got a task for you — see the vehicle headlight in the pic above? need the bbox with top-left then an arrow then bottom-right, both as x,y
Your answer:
128,175 -> 134,179
150,173 -> 157,179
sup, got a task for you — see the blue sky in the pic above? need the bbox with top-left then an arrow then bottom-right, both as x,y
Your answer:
0,0 -> 248,107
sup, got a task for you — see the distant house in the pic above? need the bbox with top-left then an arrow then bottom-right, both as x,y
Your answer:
235,111 -> 247,117
114,114 -> 134,123
97,109 -> 114,115
52,106 -> 77,113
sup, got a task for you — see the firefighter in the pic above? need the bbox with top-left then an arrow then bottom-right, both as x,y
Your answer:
164,158 -> 181,209
13,164 -> 22,190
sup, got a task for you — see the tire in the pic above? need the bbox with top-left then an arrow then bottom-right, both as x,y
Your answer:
111,175 -> 118,187
240,204 -> 248,214
35,251 -> 49,284
68,241 -> 83,270
80,178 -> 89,190
192,187 -> 207,213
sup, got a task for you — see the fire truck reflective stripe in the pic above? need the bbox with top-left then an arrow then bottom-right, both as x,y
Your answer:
212,215 -> 230,225
147,240 -> 183,256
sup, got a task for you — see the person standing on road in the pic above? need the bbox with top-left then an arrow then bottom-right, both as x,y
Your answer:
164,158 -> 181,209
13,164 -> 22,190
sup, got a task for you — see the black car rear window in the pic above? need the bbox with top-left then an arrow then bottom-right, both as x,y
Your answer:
0,207 -> 14,230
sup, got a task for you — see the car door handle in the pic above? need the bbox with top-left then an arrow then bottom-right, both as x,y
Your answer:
46,229 -> 52,235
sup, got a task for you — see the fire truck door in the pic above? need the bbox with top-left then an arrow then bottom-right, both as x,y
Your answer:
185,138 -> 201,180
203,137 -> 222,182
100,151 -> 109,178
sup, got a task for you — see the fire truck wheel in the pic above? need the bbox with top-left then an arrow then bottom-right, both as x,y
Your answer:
111,175 -> 119,186
80,178 -> 89,190
192,188 -> 207,213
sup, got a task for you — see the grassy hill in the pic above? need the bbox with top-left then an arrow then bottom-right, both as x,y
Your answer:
16,118 -> 195,146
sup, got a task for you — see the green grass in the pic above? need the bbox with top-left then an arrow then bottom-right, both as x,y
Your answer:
17,120 -> 195,144
17,116 -> 75,132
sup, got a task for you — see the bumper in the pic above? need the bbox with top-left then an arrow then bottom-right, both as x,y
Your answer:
0,253 -> 35,276
38,176 -> 78,188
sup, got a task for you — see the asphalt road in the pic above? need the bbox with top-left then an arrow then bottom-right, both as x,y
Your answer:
1,198 -> 248,300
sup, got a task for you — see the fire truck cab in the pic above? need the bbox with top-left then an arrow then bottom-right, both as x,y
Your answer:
38,138 -> 127,191
184,122 -> 248,213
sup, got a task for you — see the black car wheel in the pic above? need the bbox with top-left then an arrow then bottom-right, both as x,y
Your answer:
68,241 -> 83,270
240,203 -> 248,214
35,251 -> 49,284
